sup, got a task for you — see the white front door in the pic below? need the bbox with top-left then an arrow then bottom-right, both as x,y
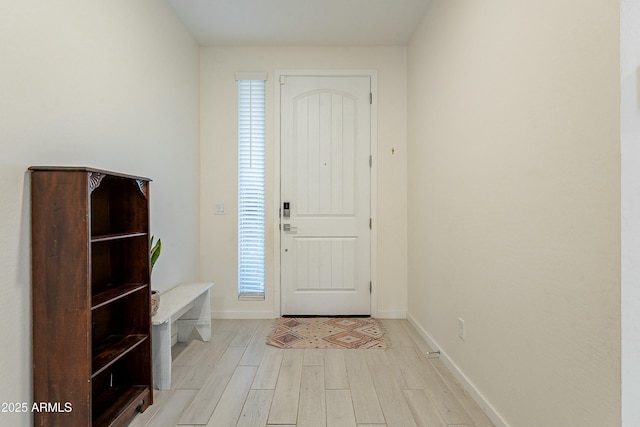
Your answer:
280,75 -> 371,315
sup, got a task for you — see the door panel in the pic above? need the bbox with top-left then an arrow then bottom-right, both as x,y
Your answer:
280,75 -> 371,315
293,238 -> 356,291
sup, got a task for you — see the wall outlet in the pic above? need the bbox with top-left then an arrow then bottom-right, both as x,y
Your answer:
458,317 -> 465,341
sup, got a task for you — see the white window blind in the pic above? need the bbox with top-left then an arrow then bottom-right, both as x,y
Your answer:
237,77 -> 266,300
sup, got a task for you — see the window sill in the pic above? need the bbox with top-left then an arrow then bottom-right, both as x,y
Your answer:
238,294 -> 265,301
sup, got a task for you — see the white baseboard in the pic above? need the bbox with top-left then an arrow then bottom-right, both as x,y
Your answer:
406,312 -> 508,427
212,310 -> 406,319
373,310 -> 407,319
211,310 -> 277,319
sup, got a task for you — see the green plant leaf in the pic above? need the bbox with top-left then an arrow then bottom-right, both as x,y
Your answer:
150,236 -> 162,273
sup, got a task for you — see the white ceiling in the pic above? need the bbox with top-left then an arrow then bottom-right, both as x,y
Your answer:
166,0 -> 430,46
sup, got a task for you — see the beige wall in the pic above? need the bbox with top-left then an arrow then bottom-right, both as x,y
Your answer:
200,46 -> 408,318
407,1 -> 620,426
0,2 -> 199,424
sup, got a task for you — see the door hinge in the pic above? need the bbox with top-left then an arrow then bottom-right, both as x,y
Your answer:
370,281 -> 372,293
369,155 -> 372,167
369,218 -> 372,230
370,92 -> 373,104
280,75 -> 286,85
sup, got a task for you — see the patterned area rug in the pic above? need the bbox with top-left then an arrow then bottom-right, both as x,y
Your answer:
266,317 -> 389,349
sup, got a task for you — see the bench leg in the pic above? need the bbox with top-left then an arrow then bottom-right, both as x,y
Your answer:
152,322 -> 172,390
177,290 -> 212,342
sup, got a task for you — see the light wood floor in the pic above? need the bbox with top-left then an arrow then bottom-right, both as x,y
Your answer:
128,319 -> 494,427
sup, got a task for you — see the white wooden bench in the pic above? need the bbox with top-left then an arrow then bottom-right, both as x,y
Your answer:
151,282 -> 213,390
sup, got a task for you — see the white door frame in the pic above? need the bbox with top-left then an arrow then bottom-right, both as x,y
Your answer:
273,69 -> 378,317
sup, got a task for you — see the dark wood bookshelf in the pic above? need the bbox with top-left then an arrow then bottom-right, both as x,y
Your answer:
30,167 -> 153,426
93,386 -> 150,427
91,232 -> 148,243
92,283 -> 148,310
92,335 -> 148,377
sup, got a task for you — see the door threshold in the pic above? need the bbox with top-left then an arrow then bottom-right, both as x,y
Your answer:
281,314 -> 371,318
